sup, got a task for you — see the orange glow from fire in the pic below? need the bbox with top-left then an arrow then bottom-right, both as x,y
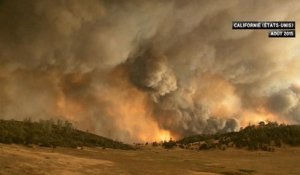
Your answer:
240,107 -> 291,127
56,91 -> 84,122
93,67 -> 174,142
99,85 -> 173,142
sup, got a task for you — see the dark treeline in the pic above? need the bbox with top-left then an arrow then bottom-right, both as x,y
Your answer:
0,119 -> 133,150
176,122 -> 300,151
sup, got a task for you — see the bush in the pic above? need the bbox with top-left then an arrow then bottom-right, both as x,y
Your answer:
152,141 -> 159,147
162,140 -> 176,149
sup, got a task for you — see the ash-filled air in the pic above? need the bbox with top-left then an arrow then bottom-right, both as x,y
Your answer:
0,0 -> 300,142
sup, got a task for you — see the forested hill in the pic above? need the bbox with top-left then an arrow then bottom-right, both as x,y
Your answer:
0,119 -> 133,150
177,122 -> 300,151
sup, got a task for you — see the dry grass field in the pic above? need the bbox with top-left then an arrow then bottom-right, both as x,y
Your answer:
0,144 -> 300,175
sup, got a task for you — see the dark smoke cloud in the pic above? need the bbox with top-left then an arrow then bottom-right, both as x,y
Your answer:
267,89 -> 298,114
0,0 -> 300,142
267,85 -> 300,123
128,45 -> 177,100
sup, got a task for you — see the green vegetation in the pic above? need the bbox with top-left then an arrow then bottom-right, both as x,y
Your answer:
162,139 -> 176,149
178,122 -> 300,151
0,119 -> 133,150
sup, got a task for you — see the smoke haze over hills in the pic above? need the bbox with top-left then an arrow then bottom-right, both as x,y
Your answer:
0,0 -> 300,142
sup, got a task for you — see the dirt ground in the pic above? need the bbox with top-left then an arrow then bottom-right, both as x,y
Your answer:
0,144 -> 299,175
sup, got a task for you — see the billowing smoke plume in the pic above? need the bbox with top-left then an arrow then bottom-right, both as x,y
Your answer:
128,46 -> 177,99
0,0 -> 300,142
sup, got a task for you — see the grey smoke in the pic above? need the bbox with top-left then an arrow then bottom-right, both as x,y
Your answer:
0,0 -> 300,142
268,89 -> 299,114
128,45 -> 177,99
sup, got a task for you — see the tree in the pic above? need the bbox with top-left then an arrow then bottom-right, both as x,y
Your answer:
162,140 -> 176,149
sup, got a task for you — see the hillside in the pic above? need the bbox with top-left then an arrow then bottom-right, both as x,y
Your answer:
0,119 -> 133,150
177,122 -> 300,151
